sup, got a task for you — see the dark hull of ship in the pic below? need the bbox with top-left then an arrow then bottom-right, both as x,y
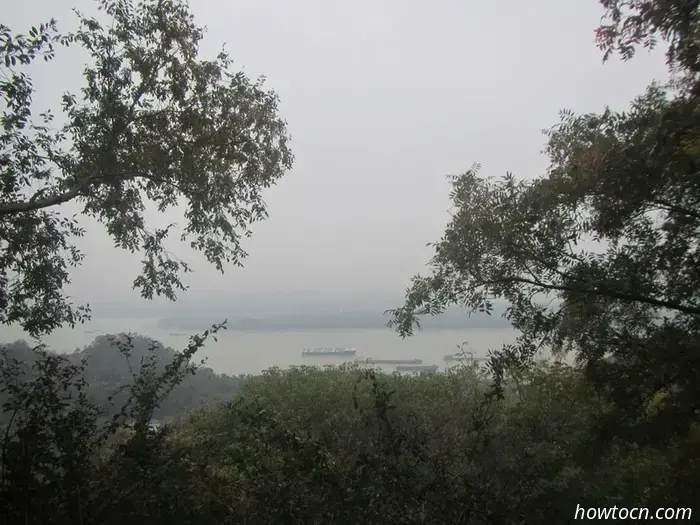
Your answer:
395,365 -> 439,372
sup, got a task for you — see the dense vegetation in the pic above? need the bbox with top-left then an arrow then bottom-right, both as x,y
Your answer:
1,0 -> 699,523
0,350 -> 696,524
0,336 -> 247,423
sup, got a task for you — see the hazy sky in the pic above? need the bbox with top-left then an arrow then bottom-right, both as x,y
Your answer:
4,0 -> 669,314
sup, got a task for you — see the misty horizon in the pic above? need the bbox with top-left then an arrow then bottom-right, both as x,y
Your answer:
2,0 -> 669,319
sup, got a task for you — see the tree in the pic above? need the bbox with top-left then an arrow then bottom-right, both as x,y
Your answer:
387,0 -> 700,443
595,0 -> 700,93
0,323 -> 226,524
0,0 -> 294,337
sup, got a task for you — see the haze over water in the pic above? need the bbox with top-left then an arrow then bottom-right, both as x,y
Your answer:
2,316 -> 518,376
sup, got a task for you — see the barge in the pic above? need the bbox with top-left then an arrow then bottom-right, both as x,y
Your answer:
355,358 -> 423,365
302,347 -> 357,357
395,364 -> 439,372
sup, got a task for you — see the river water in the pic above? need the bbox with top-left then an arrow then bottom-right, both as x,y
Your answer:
1,317 -> 520,375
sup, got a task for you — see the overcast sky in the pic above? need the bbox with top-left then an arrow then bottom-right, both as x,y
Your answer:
4,0 -> 669,314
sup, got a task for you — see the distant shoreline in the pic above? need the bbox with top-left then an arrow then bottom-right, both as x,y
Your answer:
157,310 -> 512,333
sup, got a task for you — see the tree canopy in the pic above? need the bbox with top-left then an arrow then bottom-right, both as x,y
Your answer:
1,1 -> 700,522
0,0 -> 293,337
0,336 -> 246,423
387,0 -> 700,443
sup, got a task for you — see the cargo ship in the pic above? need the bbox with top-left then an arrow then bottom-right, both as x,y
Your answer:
395,364 -> 439,372
355,358 -> 422,365
301,347 -> 357,357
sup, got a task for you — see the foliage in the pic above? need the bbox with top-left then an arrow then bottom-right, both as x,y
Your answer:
0,323 -> 224,525
386,0 -> 700,447
165,364 -> 686,524
0,0 -> 294,337
1,346 -> 696,524
595,0 -> 700,92
0,333 -> 245,423
1,0 -> 699,522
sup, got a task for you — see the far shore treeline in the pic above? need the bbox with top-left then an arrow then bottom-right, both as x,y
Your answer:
157,305 -> 512,332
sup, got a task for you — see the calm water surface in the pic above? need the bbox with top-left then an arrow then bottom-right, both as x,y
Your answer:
2,317 -> 519,375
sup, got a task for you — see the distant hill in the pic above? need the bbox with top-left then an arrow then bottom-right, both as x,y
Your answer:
87,291 -> 513,323
158,304 -> 512,332
0,336 -> 246,422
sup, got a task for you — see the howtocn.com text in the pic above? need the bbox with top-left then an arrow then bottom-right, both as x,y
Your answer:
574,504 -> 692,521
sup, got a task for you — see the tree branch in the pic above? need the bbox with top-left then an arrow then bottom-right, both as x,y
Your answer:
0,178 -> 95,215
652,198 -> 700,221
0,171 -> 180,216
481,276 -> 700,316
